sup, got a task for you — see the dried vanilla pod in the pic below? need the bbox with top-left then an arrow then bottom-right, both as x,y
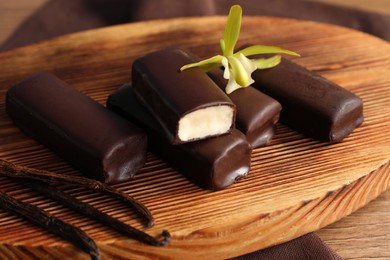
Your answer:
0,159 -> 154,227
22,179 -> 170,246
0,190 -> 100,260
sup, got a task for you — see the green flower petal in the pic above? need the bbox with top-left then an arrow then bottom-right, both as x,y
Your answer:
223,5 -> 242,56
179,4 -> 300,95
228,55 -> 248,87
236,45 -> 300,57
180,55 -> 224,72
253,55 -> 282,69
220,39 -> 226,54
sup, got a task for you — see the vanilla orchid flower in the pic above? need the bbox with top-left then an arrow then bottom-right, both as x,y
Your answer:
180,5 -> 300,94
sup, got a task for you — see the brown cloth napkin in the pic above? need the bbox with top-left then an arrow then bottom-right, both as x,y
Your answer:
233,233 -> 342,260
1,0 -> 390,52
0,0 -> 366,259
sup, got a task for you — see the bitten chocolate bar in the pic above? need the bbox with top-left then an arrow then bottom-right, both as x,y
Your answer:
251,58 -> 363,142
107,84 -> 252,190
6,72 -> 148,184
132,48 -> 236,144
207,69 -> 281,148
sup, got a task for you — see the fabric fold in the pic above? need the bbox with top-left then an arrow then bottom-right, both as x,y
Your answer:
1,0 -> 390,52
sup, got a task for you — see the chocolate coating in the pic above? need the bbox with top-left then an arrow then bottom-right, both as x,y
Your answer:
107,84 -> 252,190
251,58 -> 364,142
207,69 -> 281,148
6,72 -> 147,184
132,48 -> 236,144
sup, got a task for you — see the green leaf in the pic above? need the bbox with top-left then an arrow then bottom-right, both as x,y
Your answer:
236,45 -> 300,57
253,55 -> 282,69
180,55 -> 224,72
223,5 -> 242,56
228,56 -> 248,86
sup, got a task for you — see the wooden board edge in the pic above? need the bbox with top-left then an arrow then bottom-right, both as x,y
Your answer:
1,160 -> 388,259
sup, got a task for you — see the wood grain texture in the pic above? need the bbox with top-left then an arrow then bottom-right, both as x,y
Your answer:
318,188 -> 390,259
0,17 -> 389,259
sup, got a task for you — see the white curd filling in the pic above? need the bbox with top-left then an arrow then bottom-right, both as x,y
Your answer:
178,106 -> 234,142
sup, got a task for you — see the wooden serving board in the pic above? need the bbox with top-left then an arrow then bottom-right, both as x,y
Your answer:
0,17 -> 389,259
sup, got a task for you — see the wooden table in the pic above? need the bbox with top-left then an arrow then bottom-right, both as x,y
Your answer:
0,2 -> 389,259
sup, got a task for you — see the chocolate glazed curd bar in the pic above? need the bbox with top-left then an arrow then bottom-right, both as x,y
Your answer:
6,72 -> 148,184
107,84 -> 252,190
207,69 -> 282,148
251,58 -> 364,142
132,48 -> 236,144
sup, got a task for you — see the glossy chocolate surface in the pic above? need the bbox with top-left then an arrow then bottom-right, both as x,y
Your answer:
107,84 -> 252,190
208,69 -> 281,148
251,58 -> 364,142
132,48 -> 236,144
6,72 -> 147,184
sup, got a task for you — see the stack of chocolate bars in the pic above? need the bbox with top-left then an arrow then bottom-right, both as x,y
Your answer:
6,48 -> 363,190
